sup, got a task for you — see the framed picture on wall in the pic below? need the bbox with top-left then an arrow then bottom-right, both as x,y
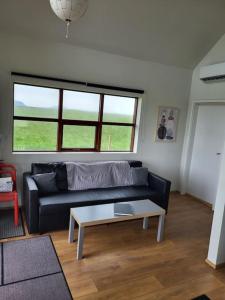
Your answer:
156,106 -> 179,142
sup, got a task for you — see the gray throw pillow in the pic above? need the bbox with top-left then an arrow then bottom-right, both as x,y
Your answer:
32,172 -> 58,196
32,163 -> 68,191
131,167 -> 149,186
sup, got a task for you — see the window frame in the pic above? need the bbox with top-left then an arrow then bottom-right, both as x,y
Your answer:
12,82 -> 138,153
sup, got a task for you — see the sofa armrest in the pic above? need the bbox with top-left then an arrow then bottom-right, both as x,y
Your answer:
148,172 -> 171,212
23,172 -> 39,233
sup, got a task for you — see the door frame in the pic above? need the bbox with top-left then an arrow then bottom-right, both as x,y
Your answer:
180,99 -> 225,268
180,100 -> 225,196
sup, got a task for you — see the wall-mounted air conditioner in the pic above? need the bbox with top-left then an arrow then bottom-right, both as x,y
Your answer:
200,62 -> 225,82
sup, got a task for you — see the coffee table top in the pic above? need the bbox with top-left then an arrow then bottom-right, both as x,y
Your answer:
70,200 -> 165,227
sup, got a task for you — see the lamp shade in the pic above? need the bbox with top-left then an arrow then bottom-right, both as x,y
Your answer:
49,0 -> 88,22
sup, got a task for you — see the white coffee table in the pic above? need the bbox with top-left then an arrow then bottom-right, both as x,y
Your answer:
68,199 -> 166,260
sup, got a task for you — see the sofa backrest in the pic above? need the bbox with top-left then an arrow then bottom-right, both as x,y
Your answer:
31,160 -> 142,174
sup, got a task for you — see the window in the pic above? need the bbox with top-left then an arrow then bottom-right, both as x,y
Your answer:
13,83 -> 138,152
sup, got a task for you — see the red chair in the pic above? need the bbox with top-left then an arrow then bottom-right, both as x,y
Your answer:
0,164 -> 19,226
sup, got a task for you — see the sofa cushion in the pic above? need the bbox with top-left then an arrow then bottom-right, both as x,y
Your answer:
39,186 -> 160,216
54,164 -> 68,191
32,163 -> 68,191
131,167 -> 149,186
32,173 -> 58,196
32,163 -> 55,175
127,160 -> 142,168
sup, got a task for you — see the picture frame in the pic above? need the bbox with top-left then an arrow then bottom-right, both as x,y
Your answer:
155,106 -> 179,142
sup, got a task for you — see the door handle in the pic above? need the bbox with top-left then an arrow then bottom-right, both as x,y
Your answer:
216,153 -> 221,155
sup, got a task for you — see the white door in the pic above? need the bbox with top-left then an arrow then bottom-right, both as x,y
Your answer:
188,105 -> 225,208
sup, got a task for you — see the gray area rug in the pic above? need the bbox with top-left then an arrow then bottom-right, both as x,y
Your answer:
0,236 -> 72,300
0,273 -> 72,300
3,236 -> 61,284
0,209 -> 25,240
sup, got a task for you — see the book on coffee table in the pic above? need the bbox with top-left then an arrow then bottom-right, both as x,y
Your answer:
114,202 -> 134,216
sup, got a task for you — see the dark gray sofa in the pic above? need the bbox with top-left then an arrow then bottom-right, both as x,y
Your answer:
23,161 -> 171,233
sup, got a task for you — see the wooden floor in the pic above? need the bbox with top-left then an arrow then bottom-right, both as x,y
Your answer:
4,193 -> 225,299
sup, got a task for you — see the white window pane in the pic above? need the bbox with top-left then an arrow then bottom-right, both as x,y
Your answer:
63,90 -> 100,121
14,84 -> 59,118
103,95 -> 136,123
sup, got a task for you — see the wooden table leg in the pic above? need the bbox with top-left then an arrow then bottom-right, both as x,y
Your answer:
68,214 -> 75,243
143,217 -> 149,230
77,226 -> 85,260
14,193 -> 19,226
157,214 -> 165,242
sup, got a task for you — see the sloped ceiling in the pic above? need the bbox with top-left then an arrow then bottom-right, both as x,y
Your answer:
1,0 -> 225,69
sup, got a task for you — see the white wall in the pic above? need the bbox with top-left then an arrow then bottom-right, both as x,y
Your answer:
180,34 -> 225,194
190,35 -> 225,101
0,32 -> 192,200
180,33 -> 225,266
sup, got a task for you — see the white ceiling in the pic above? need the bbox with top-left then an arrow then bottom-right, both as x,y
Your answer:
1,0 -> 225,69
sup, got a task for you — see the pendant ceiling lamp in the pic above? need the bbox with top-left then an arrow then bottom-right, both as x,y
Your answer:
49,0 -> 89,38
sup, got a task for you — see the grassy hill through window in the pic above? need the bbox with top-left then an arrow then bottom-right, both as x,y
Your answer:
14,106 -> 132,151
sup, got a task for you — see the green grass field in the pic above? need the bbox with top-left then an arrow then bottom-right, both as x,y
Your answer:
14,107 -> 132,151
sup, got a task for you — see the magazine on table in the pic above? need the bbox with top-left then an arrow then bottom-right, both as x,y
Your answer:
114,202 -> 134,216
